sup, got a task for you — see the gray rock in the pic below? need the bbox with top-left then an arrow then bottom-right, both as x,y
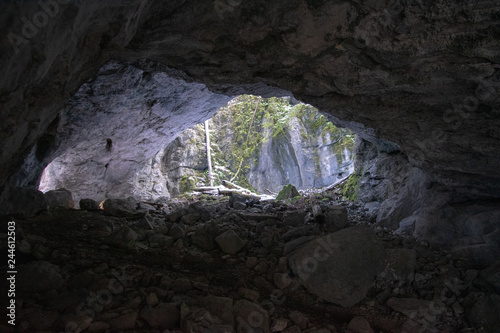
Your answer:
233,299 -> 270,333
215,230 -> 246,255
171,278 -> 193,293
100,198 -> 144,218
108,227 -> 139,248
288,226 -> 386,307
169,224 -> 186,239
282,236 -> 317,256
289,310 -> 308,329
282,210 -> 307,227
200,296 -> 234,326
382,249 -> 416,283
139,303 -> 180,329
466,294 -> 500,333
347,316 -> 373,333
270,318 -> 289,332
2,187 -> 47,218
325,205 -> 348,230
274,273 -> 292,290
17,261 -> 65,293
282,326 -> 301,333
79,198 -> 99,210
192,226 -> 216,251
44,188 -> 74,209
106,311 -> 138,331
386,297 -> 432,319
233,201 -> 247,210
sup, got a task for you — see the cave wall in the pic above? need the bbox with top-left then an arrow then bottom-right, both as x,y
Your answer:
30,61 -> 232,204
1,1 -> 500,251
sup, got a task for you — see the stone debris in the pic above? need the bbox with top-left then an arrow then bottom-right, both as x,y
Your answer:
44,188 -> 75,209
79,198 -> 99,210
2,192 -> 498,332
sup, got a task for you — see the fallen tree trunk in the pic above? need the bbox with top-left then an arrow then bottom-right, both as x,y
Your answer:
325,174 -> 353,191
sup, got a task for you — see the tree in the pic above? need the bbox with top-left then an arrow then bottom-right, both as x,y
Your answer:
205,120 -> 214,186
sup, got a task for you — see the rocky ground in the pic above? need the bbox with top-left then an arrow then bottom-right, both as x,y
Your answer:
1,190 -> 499,333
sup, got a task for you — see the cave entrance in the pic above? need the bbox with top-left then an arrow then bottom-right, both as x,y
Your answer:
31,62 -> 355,205
163,95 -> 355,198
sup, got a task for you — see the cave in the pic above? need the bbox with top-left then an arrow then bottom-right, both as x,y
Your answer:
1,1 -> 500,332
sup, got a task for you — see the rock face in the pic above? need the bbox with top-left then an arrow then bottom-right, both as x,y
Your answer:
0,1 -> 499,250
28,61 -> 231,205
288,226 -> 386,307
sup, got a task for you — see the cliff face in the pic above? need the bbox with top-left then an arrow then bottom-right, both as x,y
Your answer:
27,61 -> 231,204
158,97 -> 354,196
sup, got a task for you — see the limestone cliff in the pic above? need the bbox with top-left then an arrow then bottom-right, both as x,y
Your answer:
158,96 -> 354,196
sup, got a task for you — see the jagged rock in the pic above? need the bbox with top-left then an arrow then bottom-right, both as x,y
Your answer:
79,198 -> 99,210
215,230 -> 246,255
233,201 -> 247,210
381,249 -> 416,283
288,226 -> 386,307
465,294 -> 500,332
480,261 -> 500,293
191,225 -> 216,250
282,210 -> 307,227
283,236 -> 317,256
169,224 -> 186,239
44,188 -> 74,209
200,296 -> 234,327
17,261 -> 65,294
282,326 -> 301,333
19,308 -> 59,331
2,187 -> 47,218
289,310 -> 308,329
347,317 -> 373,333
171,278 -> 193,293
386,297 -> 432,319
229,193 -> 248,209
106,311 -> 138,331
233,299 -> 270,333
60,314 -> 93,333
139,303 -> 180,329
100,198 -> 144,218
271,318 -> 289,332
181,307 -> 235,333
325,205 -> 348,230
108,226 -> 139,248
274,273 -> 292,290
88,322 -> 110,333
276,184 -> 300,201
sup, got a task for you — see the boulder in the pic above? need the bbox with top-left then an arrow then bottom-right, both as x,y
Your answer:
215,230 -> 246,255
347,316 -> 374,333
17,261 -> 65,294
139,303 -> 180,329
276,184 -> 300,201
233,299 -> 270,333
288,226 -> 386,307
2,187 -> 47,218
44,188 -> 74,209
282,210 -> 307,227
466,294 -> 500,333
106,311 -> 138,331
325,205 -> 348,229
79,198 -> 99,210
100,198 -> 144,218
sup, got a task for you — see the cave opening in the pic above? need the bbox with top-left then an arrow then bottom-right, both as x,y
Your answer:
1,0 -> 500,330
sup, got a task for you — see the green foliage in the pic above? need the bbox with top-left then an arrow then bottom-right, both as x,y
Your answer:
276,184 -> 300,201
341,174 -> 360,201
179,175 -> 196,193
185,95 -> 355,193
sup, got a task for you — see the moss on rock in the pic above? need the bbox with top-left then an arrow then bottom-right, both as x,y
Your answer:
276,184 -> 300,201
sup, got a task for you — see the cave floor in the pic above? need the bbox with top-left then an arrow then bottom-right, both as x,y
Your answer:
0,194 -> 491,332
